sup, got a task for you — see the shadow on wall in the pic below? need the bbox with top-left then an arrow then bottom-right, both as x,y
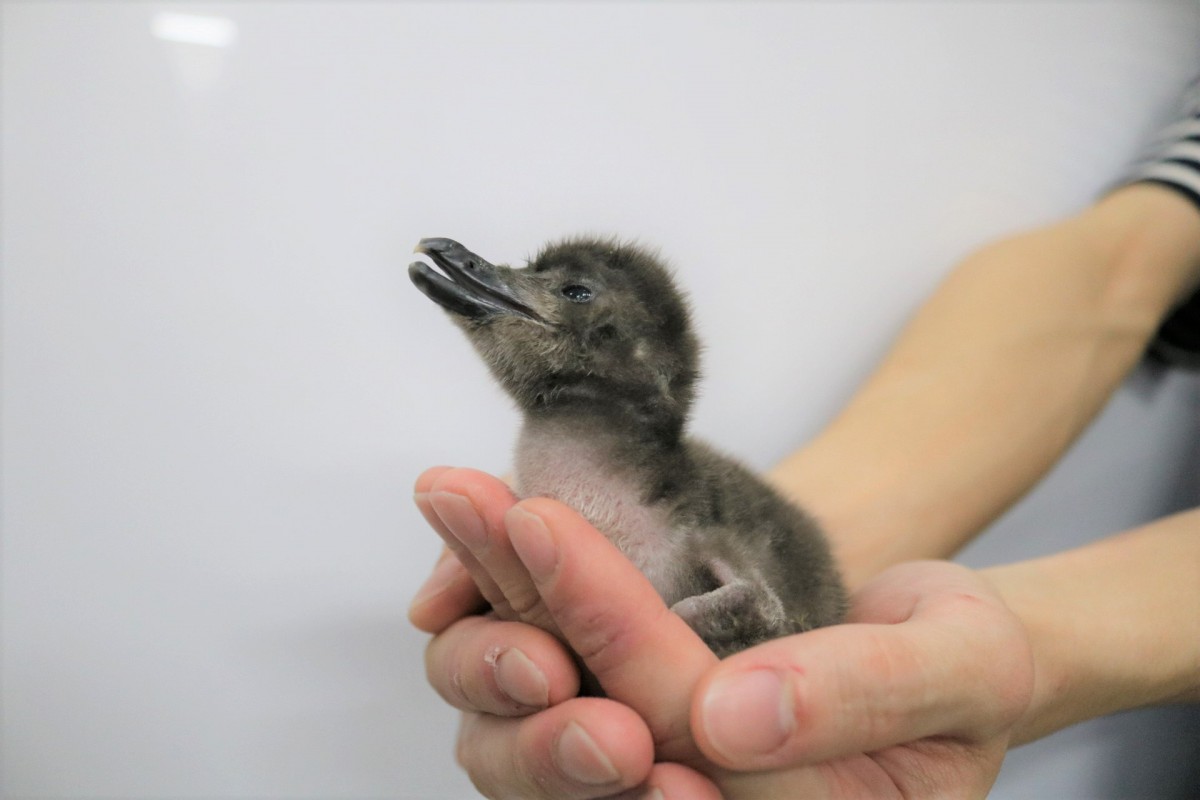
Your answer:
1155,373 -> 1200,512
1103,369 -> 1200,799
1127,362 -> 1200,512
1097,705 -> 1200,799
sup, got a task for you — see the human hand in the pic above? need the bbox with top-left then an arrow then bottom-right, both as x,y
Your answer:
410,467 -> 1034,798
411,466 -> 701,797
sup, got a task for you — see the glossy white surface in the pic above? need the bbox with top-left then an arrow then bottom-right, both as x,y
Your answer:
4,3 -> 1198,797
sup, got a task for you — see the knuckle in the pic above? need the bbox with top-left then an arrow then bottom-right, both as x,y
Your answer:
454,718 -> 472,771
504,592 -> 561,638
425,619 -> 499,712
454,715 -> 523,800
455,714 -> 485,776
427,646 -> 473,710
448,665 -> 472,708
566,603 -> 636,672
505,585 -> 545,619
489,596 -> 521,622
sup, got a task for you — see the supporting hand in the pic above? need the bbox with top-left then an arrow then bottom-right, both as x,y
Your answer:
411,467 -> 1034,799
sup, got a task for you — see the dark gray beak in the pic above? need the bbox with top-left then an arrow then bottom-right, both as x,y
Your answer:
409,238 -> 542,322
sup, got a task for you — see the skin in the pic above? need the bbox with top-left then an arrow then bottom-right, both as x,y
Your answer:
414,468 -> 1033,798
774,184 -> 1200,588
409,184 -> 1200,799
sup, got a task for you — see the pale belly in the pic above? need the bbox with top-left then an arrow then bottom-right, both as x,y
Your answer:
513,427 -> 684,602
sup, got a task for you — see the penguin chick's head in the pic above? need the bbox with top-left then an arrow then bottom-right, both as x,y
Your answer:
410,237 -> 699,432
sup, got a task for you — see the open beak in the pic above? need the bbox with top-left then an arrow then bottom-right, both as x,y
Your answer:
409,238 -> 542,322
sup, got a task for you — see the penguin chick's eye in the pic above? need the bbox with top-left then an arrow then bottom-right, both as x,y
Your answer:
561,284 -> 594,303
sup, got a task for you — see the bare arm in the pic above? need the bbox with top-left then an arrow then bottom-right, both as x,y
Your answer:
984,508 -> 1200,744
410,186 -> 1200,798
770,184 -> 1200,588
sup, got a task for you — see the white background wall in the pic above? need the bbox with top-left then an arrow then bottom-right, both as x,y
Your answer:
3,2 -> 1198,798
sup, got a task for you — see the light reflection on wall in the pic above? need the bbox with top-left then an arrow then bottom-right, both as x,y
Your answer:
151,12 -> 238,95
152,12 -> 237,49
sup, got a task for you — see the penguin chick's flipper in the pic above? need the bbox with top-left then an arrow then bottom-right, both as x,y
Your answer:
670,559 -> 796,658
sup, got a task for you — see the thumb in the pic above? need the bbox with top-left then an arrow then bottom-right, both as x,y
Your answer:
690,562 -> 1033,770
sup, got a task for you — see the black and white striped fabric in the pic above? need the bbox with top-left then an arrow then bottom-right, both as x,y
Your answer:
1123,77 -> 1200,213
1121,76 -> 1200,368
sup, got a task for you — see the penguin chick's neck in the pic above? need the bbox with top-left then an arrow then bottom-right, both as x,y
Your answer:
514,405 -> 687,501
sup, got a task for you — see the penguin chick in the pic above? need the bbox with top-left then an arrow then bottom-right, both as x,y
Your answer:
409,237 -> 846,656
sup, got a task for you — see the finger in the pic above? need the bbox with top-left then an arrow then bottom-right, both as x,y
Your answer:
408,545 -> 487,633
637,763 -> 724,800
427,468 -> 560,634
457,699 -> 655,800
410,467 -> 487,632
425,615 -> 581,716
414,472 -> 516,623
505,498 -> 718,763
691,561 -> 1033,770
414,464 -> 455,494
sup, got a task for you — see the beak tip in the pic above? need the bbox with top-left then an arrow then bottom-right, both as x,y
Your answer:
415,237 -> 460,256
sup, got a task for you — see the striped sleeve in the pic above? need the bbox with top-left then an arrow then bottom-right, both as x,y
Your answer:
1118,77 -> 1200,369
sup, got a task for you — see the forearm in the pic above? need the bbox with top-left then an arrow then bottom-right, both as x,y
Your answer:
770,185 -> 1200,587
981,509 -> 1200,745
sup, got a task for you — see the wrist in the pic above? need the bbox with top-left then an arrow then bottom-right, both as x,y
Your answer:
981,510 -> 1200,745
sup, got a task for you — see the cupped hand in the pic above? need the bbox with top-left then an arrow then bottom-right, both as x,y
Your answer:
410,467 -> 1034,799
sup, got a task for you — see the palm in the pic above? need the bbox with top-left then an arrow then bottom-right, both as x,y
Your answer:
689,561 -> 1023,798
414,468 -> 1031,799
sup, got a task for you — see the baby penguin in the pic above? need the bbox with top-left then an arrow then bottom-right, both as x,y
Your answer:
409,237 -> 846,656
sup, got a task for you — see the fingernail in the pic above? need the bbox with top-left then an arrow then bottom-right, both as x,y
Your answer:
641,788 -> 665,800
506,506 -> 558,579
493,647 -> 549,709
408,552 -> 461,610
700,669 -> 794,761
555,720 -> 620,786
428,492 -> 488,550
